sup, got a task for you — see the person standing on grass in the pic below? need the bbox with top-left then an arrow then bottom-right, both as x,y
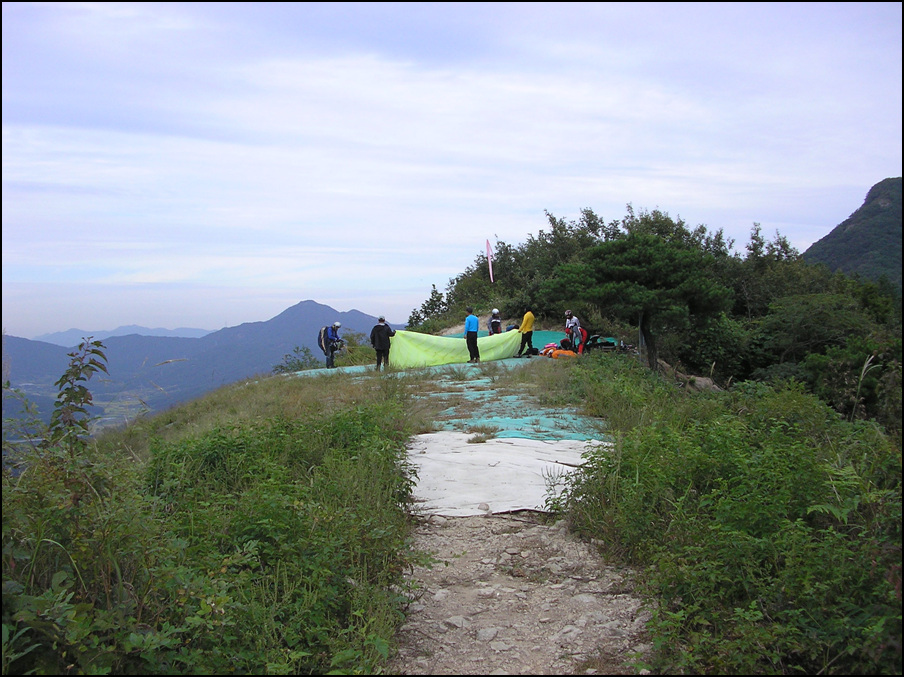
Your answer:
370,316 -> 396,371
516,306 -> 535,357
464,306 -> 480,363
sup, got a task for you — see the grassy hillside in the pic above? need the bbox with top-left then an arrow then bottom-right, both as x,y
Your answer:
4,343 -> 900,675
557,354 -> 901,675
3,358 -> 444,675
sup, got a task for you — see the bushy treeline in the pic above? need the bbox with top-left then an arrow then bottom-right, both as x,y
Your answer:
557,353 -> 901,675
408,206 -> 902,437
3,342 -> 422,675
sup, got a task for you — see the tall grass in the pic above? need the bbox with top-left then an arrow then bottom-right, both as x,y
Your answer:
558,353 -> 902,675
3,364 -> 431,675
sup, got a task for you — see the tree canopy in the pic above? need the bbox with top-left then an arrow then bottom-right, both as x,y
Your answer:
543,231 -> 733,370
406,204 -> 902,436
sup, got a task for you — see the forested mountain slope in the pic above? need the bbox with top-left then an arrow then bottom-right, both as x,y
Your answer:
803,177 -> 902,289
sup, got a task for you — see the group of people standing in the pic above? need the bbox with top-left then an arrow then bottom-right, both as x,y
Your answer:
464,306 -> 536,362
466,306 -> 584,360
324,305 -> 583,371
463,306 -> 510,362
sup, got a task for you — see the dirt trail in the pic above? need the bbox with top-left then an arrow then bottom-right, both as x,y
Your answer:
389,362 -> 652,675
389,513 -> 650,675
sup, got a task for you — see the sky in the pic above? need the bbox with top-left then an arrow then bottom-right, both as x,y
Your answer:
3,2 -> 902,339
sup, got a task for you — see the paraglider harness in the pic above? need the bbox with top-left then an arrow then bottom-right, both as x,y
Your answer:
582,333 -> 635,353
317,326 -> 345,358
564,326 -> 589,354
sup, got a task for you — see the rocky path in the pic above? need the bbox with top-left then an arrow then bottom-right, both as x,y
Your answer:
387,360 -> 652,675
389,513 -> 651,675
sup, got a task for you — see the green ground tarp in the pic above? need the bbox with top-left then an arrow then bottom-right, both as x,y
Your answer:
389,329 -> 522,368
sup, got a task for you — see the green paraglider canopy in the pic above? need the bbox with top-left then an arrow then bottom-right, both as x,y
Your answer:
388,330 -> 521,368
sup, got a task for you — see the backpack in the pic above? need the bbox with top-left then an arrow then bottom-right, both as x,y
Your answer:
317,326 -> 329,356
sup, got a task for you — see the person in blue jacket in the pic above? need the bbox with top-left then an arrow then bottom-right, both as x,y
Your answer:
464,306 -> 480,363
326,321 -> 342,368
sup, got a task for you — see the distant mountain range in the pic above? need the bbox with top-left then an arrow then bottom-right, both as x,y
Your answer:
802,177 -> 902,290
34,325 -> 215,347
3,300 -> 387,429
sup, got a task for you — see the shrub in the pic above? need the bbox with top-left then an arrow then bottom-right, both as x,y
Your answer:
3,348 -> 420,675
272,345 -> 322,373
561,359 -> 902,675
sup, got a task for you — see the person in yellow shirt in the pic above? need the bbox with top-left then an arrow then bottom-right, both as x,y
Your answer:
515,306 -> 535,358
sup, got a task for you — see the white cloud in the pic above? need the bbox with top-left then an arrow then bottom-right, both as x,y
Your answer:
2,2 -> 901,337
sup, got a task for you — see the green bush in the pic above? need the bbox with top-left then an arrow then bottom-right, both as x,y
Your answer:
272,346 -> 322,373
3,348 -> 419,675
561,356 -> 902,675
801,335 -> 903,437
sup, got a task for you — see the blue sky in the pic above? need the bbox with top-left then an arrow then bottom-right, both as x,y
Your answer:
3,2 -> 901,338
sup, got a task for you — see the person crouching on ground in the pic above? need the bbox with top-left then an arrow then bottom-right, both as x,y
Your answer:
370,315 -> 396,371
464,306 -> 480,363
565,310 -> 583,354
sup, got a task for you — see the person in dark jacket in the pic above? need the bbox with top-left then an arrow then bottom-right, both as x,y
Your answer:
488,309 -> 502,335
370,316 -> 396,371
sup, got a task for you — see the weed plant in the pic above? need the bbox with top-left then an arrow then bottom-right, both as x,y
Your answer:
465,424 -> 501,443
3,342 -> 428,675
558,353 -> 902,675
493,356 -> 574,409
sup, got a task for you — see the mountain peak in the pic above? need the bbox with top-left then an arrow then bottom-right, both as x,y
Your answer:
803,177 -> 902,289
